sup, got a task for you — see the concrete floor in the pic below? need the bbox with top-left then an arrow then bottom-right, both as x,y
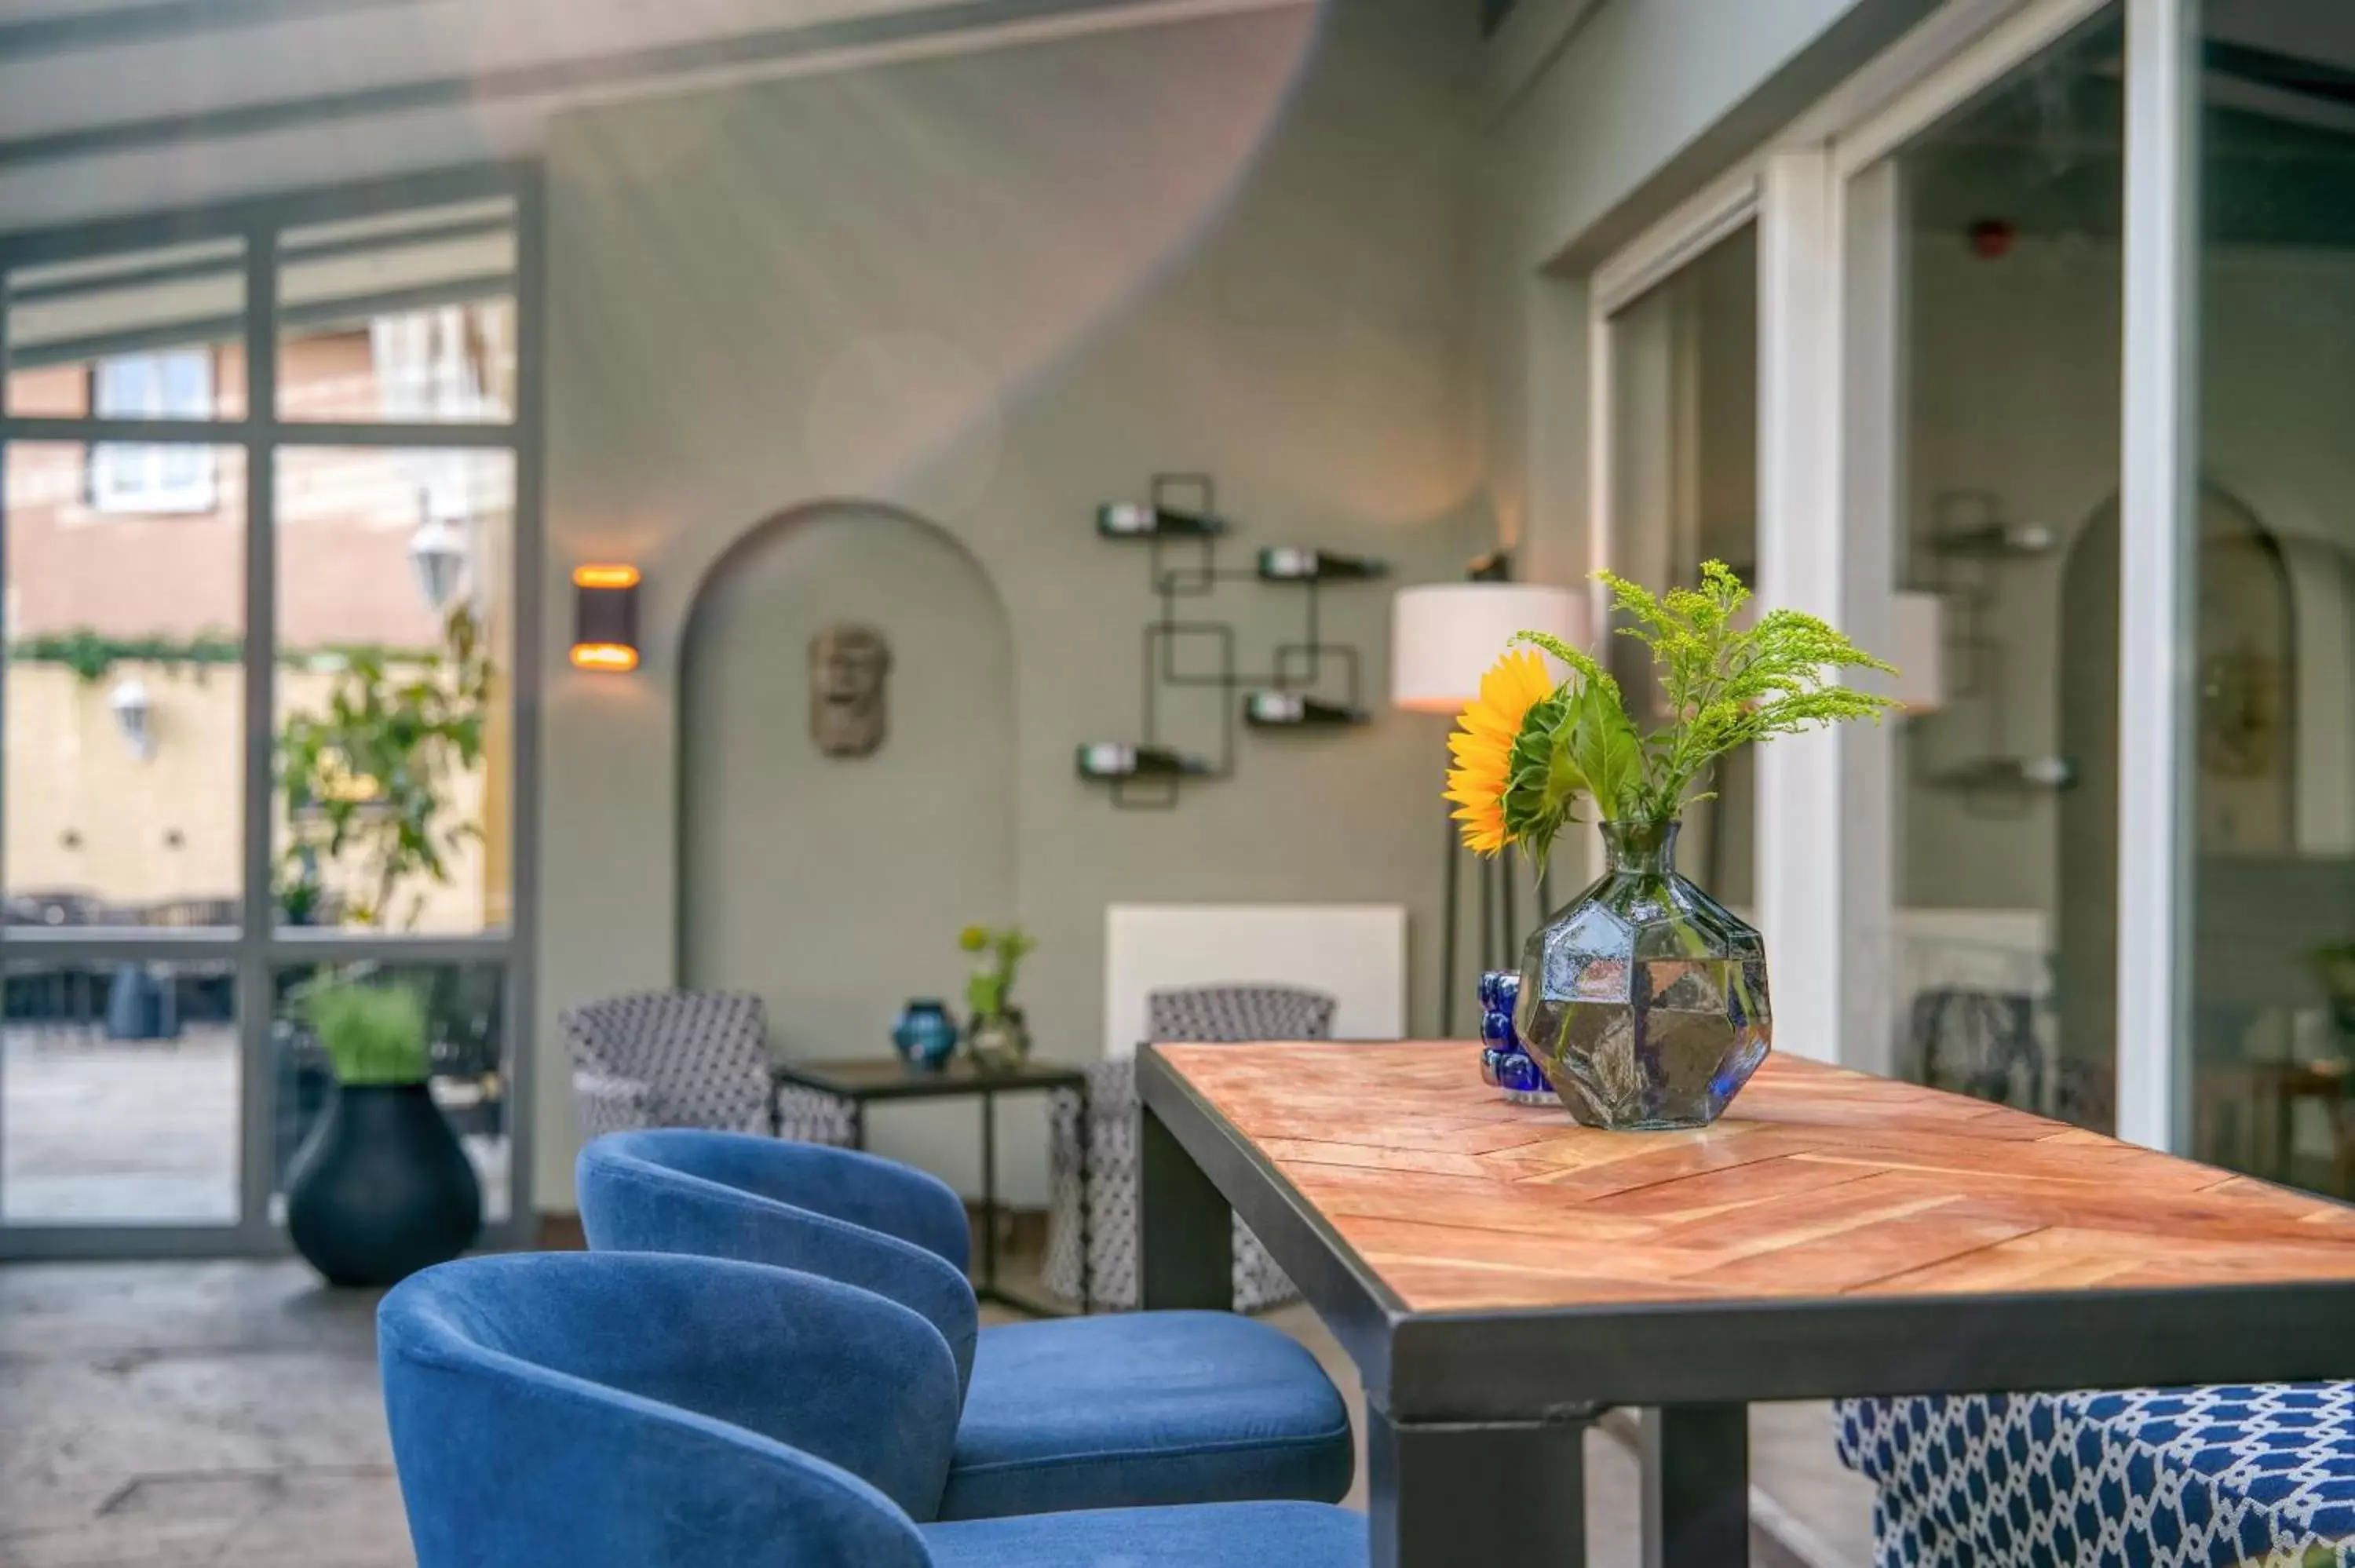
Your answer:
0,1260 -> 408,1568
0,1256 -> 1878,1568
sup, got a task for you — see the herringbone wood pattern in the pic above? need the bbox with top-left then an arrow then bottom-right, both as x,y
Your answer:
1154,1041 -> 2355,1313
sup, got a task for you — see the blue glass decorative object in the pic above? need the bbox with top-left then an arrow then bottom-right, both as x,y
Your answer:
891,999 -> 958,1072
1513,819 -> 1771,1130
1477,970 -> 1557,1106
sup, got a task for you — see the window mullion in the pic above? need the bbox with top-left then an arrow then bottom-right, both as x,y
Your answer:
236,224 -> 278,1238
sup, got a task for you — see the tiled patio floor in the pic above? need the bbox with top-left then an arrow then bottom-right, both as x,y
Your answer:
2,1027 -> 239,1223
1,1030 -> 509,1227
0,1256 -> 1875,1568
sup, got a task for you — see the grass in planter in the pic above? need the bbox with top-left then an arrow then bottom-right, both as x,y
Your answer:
308,981 -> 431,1085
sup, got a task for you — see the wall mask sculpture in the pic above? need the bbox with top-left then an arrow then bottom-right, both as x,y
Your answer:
809,623 -> 892,757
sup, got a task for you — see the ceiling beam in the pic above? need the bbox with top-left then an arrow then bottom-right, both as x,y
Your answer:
0,0 -> 1254,172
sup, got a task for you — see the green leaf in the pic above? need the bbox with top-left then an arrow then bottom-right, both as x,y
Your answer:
1509,629 -> 1620,705
1579,560 -> 1902,822
1565,682 -> 1642,821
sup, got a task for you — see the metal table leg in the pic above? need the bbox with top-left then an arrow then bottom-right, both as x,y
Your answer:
1141,1087 -> 1590,1565
1641,1403 -> 1749,1568
1138,1100 -> 1229,1310
979,1087 -> 999,1296
1371,1406 -> 1587,1568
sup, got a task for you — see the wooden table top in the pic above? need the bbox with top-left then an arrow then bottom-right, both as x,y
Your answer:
1153,1040 -> 2355,1315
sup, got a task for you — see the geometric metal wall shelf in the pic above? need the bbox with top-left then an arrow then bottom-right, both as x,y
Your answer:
1079,472 -> 1382,809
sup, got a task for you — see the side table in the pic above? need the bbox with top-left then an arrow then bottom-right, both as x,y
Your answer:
769,1056 -> 1090,1316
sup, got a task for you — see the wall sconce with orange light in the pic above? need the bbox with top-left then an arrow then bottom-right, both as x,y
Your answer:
571,564 -> 641,672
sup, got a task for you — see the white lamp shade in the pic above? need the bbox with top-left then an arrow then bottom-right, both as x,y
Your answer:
1892,591 -> 1946,714
1391,583 -> 1590,713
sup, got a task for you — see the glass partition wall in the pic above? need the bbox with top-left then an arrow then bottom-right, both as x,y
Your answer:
1586,0 -> 2353,1202
0,173 -> 539,1255
1845,9 -> 2127,1129
2184,0 -> 2355,1198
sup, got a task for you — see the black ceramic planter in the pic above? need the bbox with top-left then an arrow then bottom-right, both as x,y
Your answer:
287,1082 -> 482,1288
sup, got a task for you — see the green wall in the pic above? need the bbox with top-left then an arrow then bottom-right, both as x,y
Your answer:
532,0 -> 1488,1209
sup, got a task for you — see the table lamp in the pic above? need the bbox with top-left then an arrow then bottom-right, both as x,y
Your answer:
1393,579 -> 1589,1035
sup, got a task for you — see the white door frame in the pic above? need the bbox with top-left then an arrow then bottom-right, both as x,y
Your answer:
2113,0 -> 2200,1152
1584,0 -> 2193,1133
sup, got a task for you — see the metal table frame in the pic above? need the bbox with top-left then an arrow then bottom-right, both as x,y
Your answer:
771,1057 -> 1090,1318
1137,1045 -> 2355,1567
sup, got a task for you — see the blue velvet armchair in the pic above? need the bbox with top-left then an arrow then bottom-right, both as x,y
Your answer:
378,1252 -> 1367,1568
575,1129 -> 1356,1521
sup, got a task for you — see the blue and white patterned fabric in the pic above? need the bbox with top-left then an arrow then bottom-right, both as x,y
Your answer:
1837,1387 -> 2355,1567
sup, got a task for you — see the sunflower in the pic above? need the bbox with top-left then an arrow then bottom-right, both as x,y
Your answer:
1444,648 -> 1557,856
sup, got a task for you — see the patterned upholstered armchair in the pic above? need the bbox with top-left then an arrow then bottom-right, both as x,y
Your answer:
561,990 -> 852,1146
1044,984 -> 1337,1313
1838,1386 -> 2355,1566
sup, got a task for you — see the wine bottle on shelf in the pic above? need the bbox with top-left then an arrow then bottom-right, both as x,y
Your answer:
1255,546 -> 1389,582
1244,691 -> 1368,727
1097,502 -> 1225,538
1075,742 -> 1214,779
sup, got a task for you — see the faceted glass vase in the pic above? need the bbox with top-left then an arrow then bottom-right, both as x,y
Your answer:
1513,819 -> 1771,1131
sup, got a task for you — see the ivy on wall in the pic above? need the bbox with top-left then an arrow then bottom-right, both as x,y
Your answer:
9,629 -> 441,683
9,629 -> 243,682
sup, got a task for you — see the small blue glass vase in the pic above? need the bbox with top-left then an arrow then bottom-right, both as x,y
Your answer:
1477,970 -> 1557,1106
892,999 -> 958,1072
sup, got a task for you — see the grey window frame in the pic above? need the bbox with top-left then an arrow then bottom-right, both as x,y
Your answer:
0,162 -> 545,1259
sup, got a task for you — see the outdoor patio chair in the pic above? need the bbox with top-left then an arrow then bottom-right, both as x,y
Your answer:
1043,984 -> 1338,1312
575,1129 -> 1354,1522
560,988 -> 849,1146
378,1250 -> 1366,1568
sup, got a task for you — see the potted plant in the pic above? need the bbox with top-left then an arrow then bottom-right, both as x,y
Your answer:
285,976 -> 481,1287
276,606 -> 491,932
960,924 -> 1038,1072
1444,561 -> 1897,1129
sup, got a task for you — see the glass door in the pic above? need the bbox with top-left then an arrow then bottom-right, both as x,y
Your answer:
0,179 -> 539,1256
1837,6 -> 2127,1126
2180,0 -> 2355,1198
1601,224 -> 1762,913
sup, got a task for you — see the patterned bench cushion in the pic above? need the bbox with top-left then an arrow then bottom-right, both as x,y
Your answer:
1837,1387 -> 2355,1567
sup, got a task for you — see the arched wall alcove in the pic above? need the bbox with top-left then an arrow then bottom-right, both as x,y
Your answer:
677,500 -> 1015,1180
2055,477 -> 2344,1121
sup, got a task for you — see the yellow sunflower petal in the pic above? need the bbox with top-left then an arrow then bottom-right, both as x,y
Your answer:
1440,647 -> 1565,859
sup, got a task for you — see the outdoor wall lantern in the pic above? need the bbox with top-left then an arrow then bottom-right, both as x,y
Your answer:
408,509 -> 468,613
571,563 -> 641,673
109,678 -> 155,760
